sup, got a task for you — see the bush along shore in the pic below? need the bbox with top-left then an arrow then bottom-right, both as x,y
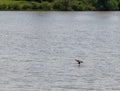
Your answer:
0,0 -> 120,11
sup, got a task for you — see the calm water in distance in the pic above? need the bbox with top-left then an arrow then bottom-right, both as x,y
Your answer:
0,11 -> 120,91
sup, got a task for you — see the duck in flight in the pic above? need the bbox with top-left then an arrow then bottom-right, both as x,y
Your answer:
75,59 -> 83,65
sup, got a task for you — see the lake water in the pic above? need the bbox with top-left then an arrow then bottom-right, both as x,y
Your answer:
0,11 -> 120,91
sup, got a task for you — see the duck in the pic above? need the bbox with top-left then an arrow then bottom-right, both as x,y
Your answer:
75,59 -> 83,65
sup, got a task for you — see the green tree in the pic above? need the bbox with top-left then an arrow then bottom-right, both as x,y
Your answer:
40,1 -> 53,10
96,0 -> 107,10
118,0 -> 120,10
95,0 -> 119,10
53,0 -> 64,10
106,0 -> 118,10
53,0 -> 72,10
63,0 -> 70,10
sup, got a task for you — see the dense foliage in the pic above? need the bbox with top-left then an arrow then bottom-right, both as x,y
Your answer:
0,0 -> 120,10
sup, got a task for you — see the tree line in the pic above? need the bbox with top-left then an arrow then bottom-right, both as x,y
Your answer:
0,0 -> 120,10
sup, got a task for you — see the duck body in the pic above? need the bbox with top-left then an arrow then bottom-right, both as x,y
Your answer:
75,59 -> 83,65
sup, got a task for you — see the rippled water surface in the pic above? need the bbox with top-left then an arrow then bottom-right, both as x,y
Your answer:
0,11 -> 120,91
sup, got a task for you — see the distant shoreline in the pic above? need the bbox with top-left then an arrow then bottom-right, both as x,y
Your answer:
0,0 -> 120,11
